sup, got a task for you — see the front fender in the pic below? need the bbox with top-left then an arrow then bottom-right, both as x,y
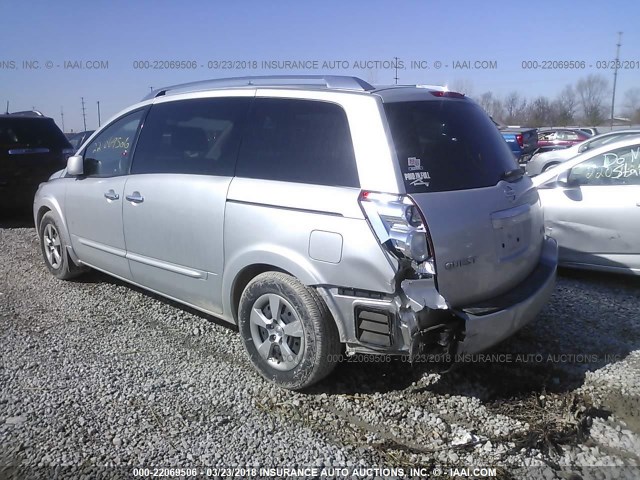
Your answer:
33,185 -> 78,264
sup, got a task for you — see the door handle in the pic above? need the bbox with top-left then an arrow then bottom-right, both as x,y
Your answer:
104,189 -> 119,201
125,191 -> 144,204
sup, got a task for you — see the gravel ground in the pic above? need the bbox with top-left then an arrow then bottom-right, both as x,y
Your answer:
1,221 -> 639,480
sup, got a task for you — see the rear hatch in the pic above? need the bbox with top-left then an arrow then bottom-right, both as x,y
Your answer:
0,117 -> 71,197
383,98 -> 544,307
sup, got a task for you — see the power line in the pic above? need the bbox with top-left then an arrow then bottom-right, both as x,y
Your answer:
610,31 -> 623,129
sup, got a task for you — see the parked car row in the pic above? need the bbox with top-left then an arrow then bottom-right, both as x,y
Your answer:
526,129 -> 640,175
493,121 -> 597,165
493,121 -> 538,162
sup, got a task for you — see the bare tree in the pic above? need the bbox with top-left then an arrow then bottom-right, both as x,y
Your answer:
622,87 -> 640,123
526,96 -> 553,127
503,91 -> 527,125
553,85 -> 578,126
476,91 -> 504,120
575,74 -> 609,125
449,78 -> 474,96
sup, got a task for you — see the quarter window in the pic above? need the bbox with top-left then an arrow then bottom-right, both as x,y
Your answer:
83,110 -> 145,177
131,98 -> 250,176
569,146 -> 640,186
235,98 -> 359,187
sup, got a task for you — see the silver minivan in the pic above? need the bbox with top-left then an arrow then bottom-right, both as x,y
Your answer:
34,76 -> 557,389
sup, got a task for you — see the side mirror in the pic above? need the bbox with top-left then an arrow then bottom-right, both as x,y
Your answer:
578,144 -> 588,153
556,169 -> 579,188
66,155 -> 84,176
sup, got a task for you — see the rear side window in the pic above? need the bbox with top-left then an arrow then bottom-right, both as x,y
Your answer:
0,118 -> 70,151
131,97 -> 250,176
235,98 -> 359,187
384,101 -> 517,192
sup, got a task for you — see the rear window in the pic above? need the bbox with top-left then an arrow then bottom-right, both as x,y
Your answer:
0,118 -> 70,150
383,100 -> 517,193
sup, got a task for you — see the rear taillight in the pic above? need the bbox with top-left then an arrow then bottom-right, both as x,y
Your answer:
359,191 -> 435,275
430,91 -> 465,99
516,134 -> 524,147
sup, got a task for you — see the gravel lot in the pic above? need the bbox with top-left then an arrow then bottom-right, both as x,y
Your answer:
1,220 -> 639,480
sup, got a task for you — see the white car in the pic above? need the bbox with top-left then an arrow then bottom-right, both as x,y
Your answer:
534,137 -> 640,275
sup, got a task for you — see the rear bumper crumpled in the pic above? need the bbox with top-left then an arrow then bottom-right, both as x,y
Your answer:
455,236 -> 558,354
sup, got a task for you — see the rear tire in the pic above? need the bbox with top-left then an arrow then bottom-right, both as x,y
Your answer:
39,212 -> 84,280
238,272 -> 340,390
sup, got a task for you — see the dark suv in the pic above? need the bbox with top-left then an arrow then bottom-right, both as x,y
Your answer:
0,111 -> 72,213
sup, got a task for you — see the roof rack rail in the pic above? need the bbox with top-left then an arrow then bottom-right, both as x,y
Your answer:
142,75 -> 375,101
7,110 -> 46,117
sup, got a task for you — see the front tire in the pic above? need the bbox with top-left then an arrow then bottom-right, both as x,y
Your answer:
238,272 -> 340,390
39,212 -> 84,280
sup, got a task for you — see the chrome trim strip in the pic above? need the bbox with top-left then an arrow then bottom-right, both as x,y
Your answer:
126,252 -> 208,279
77,237 -> 127,258
226,199 -> 343,217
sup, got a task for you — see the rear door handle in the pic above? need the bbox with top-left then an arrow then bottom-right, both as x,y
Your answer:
125,191 -> 144,204
104,189 -> 119,201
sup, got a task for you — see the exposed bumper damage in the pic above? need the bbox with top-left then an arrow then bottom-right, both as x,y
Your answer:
320,237 -> 557,361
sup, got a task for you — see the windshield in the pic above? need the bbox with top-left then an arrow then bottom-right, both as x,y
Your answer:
588,132 -> 640,150
384,100 -> 518,193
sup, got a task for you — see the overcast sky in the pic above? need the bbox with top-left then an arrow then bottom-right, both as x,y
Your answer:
2,0 -> 639,132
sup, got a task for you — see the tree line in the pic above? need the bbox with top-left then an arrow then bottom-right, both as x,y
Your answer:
450,75 -> 640,127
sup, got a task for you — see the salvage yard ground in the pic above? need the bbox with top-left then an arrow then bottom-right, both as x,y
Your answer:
1,221 -> 639,479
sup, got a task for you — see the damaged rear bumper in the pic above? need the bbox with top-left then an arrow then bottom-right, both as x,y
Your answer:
318,236 -> 558,358
455,236 -> 557,354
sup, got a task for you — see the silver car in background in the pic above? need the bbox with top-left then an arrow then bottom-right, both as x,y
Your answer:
534,137 -> 640,275
33,75 -> 557,389
526,129 -> 640,176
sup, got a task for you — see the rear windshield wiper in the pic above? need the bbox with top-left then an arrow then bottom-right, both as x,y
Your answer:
501,168 -> 523,182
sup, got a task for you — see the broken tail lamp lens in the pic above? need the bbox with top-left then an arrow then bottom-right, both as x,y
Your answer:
359,191 -> 431,262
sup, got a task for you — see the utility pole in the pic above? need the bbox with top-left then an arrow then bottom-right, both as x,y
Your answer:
5,101 -> 8,114
81,97 -> 87,131
610,31 -> 623,130
393,57 -> 399,85
61,106 -> 65,132
97,101 -> 101,127
149,86 -> 153,92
